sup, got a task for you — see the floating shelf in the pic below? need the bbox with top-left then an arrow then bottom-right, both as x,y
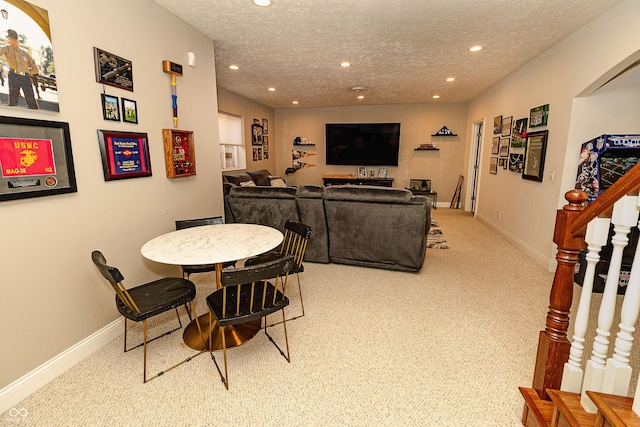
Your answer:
415,148 -> 440,151
432,125 -> 457,136
293,143 -> 315,146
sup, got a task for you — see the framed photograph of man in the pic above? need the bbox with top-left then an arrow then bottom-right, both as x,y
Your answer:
0,0 -> 59,112
101,94 -> 120,121
121,98 -> 138,124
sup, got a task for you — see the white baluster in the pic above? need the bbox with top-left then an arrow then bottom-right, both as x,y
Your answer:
581,195 -> 639,413
561,217 -> 611,393
602,198 -> 640,396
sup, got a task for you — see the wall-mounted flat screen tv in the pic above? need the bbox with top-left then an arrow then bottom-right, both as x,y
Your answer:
325,123 -> 401,166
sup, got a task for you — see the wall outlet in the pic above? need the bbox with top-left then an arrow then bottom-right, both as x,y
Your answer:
497,211 -> 501,220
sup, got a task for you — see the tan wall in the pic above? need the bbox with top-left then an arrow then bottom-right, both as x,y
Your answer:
217,87 -> 276,174
0,0 -> 222,390
274,103 -> 469,200
466,0 -> 640,268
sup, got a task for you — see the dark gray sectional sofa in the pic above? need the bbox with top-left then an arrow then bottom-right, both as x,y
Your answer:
222,170 -> 431,272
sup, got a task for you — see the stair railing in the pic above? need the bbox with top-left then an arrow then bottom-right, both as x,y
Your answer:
527,162 -> 640,409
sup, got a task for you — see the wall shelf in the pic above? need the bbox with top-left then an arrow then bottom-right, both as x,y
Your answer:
414,148 -> 440,151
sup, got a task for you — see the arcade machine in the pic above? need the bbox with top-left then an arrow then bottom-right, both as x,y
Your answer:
574,134 -> 640,294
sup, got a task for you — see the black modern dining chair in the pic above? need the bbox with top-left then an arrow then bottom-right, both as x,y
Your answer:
91,250 -> 203,383
245,219 -> 312,322
175,216 -> 234,279
206,255 -> 295,390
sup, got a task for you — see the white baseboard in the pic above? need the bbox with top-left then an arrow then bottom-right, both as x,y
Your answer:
0,318 -> 123,414
476,214 -> 556,272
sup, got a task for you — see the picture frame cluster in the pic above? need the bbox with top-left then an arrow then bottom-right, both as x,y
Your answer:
490,104 -> 549,182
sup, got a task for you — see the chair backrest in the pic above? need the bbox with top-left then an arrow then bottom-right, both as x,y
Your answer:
219,255 -> 295,317
281,220 -> 312,267
175,216 -> 223,230
91,250 -> 140,313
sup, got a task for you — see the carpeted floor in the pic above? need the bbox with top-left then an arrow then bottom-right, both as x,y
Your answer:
2,209 -> 559,426
427,219 -> 449,249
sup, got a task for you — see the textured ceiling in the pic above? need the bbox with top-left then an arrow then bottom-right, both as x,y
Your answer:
153,0 -> 622,109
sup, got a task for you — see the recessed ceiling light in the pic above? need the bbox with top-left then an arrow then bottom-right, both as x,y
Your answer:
292,101 -> 299,104
268,87 -> 276,91
432,95 -> 440,99
469,45 -> 483,52
340,62 -> 351,68
252,0 -> 272,7
446,77 -> 455,82
229,65 -> 240,70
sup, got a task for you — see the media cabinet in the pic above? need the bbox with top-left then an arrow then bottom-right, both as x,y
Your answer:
322,174 -> 394,187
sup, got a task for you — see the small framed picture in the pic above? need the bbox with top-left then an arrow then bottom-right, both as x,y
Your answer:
101,94 -> 120,121
378,167 -> 388,178
357,166 -> 367,177
97,130 -> 151,181
501,116 -> 512,137
493,116 -> 502,134
121,98 -> 138,124
529,104 -> 549,128
491,136 -> 500,155
490,157 -> 498,174
500,138 -> 510,156
251,124 -> 263,145
262,118 -> 268,135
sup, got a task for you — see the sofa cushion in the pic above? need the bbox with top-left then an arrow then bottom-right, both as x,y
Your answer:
227,185 -> 299,233
247,169 -> 272,186
297,185 -> 325,198
269,176 -> 287,188
229,185 -> 297,199
324,185 -> 413,203
296,185 -> 329,263
223,172 -> 253,186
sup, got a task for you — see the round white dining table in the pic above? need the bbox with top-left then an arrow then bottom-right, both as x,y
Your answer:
141,223 -> 283,351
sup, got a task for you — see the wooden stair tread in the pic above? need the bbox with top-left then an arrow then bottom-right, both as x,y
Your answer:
586,391 -> 639,427
520,387 -> 554,427
547,389 -> 596,426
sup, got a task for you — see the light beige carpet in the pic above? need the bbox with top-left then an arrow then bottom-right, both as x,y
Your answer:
3,210 -> 560,426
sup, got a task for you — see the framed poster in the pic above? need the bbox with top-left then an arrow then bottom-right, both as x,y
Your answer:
94,47 -> 133,91
0,116 -> 76,201
522,130 -> 548,182
262,118 -> 268,135
0,0 -> 59,112
101,94 -> 120,121
511,118 -> 528,147
97,130 -> 151,181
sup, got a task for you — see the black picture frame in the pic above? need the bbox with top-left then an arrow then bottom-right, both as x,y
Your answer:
94,47 -> 133,91
121,98 -> 138,124
529,104 -> 549,128
501,116 -> 512,137
251,124 -> 263,145
0,116 -> 77,201
493,116 -> 502,134
97,129 -> 152,181
101,94 -> 120,121
522,130 -> 548,182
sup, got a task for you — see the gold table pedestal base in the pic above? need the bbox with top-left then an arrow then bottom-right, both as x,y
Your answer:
183,314 -> 261,351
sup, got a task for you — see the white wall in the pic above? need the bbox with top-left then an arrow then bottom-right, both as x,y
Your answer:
275,103 -> 468,200
0,0 -> 221,394
466,0 -> 640,269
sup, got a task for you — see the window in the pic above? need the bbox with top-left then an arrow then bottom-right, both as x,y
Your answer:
218,111 -> 246,171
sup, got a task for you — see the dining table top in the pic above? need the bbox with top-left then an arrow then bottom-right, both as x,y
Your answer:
140,223 -> 283,266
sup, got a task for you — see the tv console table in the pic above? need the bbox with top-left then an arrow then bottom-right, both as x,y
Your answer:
322,174 -> 394,187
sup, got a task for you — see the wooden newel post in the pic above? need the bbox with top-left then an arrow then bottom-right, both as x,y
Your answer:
532,189 -> 588,400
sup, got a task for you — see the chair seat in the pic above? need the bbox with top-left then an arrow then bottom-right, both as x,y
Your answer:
116,277 -> 196,322
206,281 -> 289,327
246,252 -> 304,274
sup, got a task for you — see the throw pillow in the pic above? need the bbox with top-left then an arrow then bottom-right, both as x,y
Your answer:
239,180 -> 256,187
269,176 -> 287,188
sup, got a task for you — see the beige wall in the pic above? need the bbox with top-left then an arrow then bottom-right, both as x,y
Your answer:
466,0 -> 640,269
274,103 -> 468,198
0,0 -> 222,391
217,87 -> 276,174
